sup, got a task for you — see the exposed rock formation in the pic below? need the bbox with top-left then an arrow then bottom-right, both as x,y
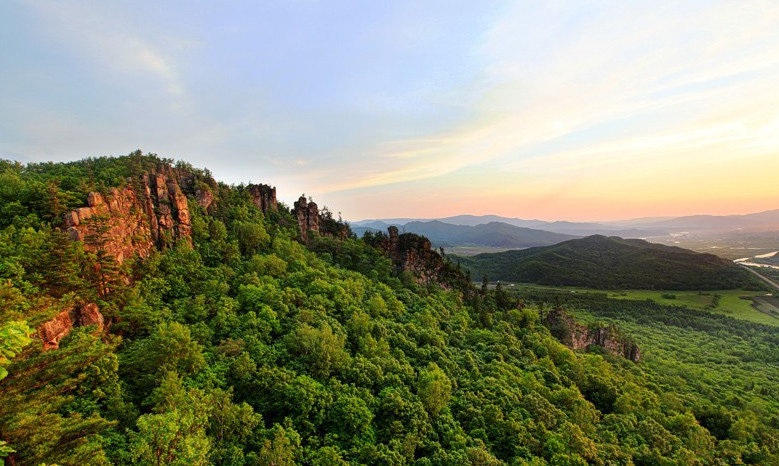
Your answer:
292,195 -> 351,243
195,187 -> 215,211
38,303 -> 104,350
143,165 -> 193,245
293,196 -> 321,243
375,226 -> 447,284
64,163 -> 195,263
543,308 -> 641,362
249,184 -> 277,212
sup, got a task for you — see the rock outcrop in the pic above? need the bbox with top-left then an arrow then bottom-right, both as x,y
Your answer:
543,309 -> 641,362
374,226 -> 447,284
249,184 -> 277,213
64,163 -> 196,263
195,186 -> 215,211
38,303 -> 104,350
293,196 -> 321,243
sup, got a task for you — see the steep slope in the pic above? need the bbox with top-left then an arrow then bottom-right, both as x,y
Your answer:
456,235 -> 763,290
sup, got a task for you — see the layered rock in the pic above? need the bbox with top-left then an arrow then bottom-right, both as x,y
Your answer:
249,184 -> 277,213
142,165 -> 193,246
293,196 -> 321,243
543,309 -> 641,362
64,164 -> 195,263
38,303 -> 104,350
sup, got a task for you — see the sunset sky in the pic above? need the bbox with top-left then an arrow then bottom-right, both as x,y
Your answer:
2,0 -> 778,221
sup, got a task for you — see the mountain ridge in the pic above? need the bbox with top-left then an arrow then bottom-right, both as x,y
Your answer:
353,220 -> 577,249
454,234 -> 763,290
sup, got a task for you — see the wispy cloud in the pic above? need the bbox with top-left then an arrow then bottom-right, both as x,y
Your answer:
21,0 -> 186,97
4,0 -> 779,219
314,0 -> 779,202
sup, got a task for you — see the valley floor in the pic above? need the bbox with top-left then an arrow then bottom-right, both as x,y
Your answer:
489,282 -> 779,327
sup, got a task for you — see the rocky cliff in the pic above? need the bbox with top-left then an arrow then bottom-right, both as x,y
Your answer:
63,163 -> 220,263
38,303 -> 104,350
543,308 -> 641,362
373,226 -> 448,284
249,184 -> 277,213
293,196 -> 320,243
292,195 -> 351,243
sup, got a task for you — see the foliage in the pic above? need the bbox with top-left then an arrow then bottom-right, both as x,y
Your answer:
456,234 -> 764,290
1,153 -> 777,464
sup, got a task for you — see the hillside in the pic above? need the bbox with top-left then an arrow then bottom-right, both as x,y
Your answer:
1,153 -> 777,464
354,220 -> 576,248
456,235 -> 763,290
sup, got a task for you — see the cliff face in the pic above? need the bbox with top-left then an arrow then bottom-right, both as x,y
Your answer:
376,226 -> 447,284
249,184 -> 277,213
544,308 -> 641,362
64,164 -> 200,263
38,303 -> 104,350
293,196 -> 321,243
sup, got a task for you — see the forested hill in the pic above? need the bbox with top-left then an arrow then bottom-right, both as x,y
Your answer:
1,153 -> 778,464
455,234 -> 764,290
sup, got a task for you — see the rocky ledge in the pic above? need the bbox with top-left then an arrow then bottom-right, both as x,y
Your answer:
38,303 -> 104,350
543,308 -> 641,362
370,226 -> 448,285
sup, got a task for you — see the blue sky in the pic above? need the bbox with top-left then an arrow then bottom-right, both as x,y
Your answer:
2,0 -> 779,220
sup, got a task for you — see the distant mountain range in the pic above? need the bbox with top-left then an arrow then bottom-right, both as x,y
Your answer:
353,209 -> 779,247
354,220 -> 576,248
454,235 -> 763,291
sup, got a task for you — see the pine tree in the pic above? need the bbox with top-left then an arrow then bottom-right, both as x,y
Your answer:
0,329 -> 118,465
41,230 -> 90,298
83,215 -> 125,302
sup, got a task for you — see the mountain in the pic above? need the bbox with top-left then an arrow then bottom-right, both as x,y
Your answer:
537,220 -> 665,237
455,235 -> 763,290
636,209 -> 779,233
356,220 -> 577,248
351,218 -> 417,227
353,208 -> 779,239
435,214 -> 546,228
353,215 -> 666,239
2,153 -> 778,464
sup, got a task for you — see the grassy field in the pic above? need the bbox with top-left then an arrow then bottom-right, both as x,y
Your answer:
444,246 -> 518,256
497,282 -> 779,327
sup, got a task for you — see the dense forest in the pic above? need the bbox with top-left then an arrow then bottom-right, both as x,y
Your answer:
455,235 -> 764,290
1,153 -> 778,465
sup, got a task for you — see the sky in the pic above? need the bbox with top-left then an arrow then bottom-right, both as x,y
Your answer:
2,0 -> 779,221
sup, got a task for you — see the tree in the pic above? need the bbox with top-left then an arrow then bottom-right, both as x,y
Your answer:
130,372 -> 211,465
256,424 -> 301,466
417,362 -> 452,417
83,214 -> 125,301
207,387 -> 261,464
0,321 -> 32,459
0,329 -> 117,465
120,322 -> 206,403
284,323 -> 349,378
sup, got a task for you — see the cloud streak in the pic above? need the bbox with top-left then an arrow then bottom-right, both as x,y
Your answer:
3,0 -> 779,220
